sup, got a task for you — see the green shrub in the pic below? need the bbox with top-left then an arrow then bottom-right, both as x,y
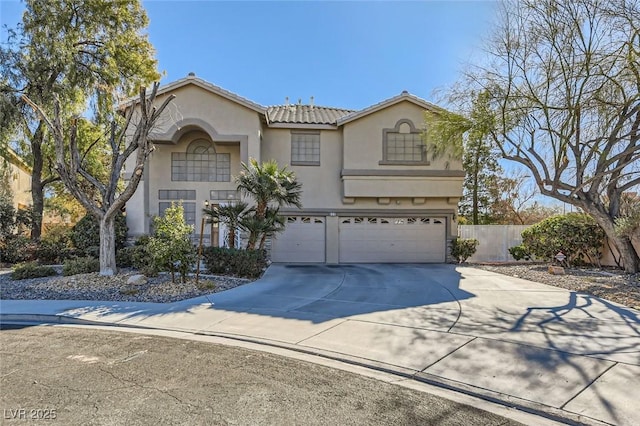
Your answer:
450,237 -> 479,263
508,244 -> 532,261
0,235 -> 38,264
521,213 -> 605,266
12,262 -> 57,280
115,246 -> 136,268
196,279 -> 216,291
36,225 -> 74,264
202,247 -> 267,278
0,196 -> 32,241
148,204 -> 196,283
63,256 -> 100,276
139,264 -> 159,277
134,235 -> 151,247
116,235 -> 153,269
71,212 -> 128,256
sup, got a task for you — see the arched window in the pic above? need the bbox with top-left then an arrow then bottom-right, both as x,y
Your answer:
171,139 -> 231,181
381,119 -> 429,165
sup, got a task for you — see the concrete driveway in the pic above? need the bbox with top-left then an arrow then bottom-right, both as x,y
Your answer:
2,264 -> 639,425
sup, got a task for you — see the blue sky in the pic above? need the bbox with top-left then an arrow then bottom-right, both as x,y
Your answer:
0,0 -> 498,109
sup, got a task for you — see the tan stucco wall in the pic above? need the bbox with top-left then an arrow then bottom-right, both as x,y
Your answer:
150,84 -> 262,162
343,101 -> 462,172
146,131 -> 241,233
342,176 -> 463,198
261,128 -> 344,210
1,157 -> 31,209
125,82 -> 262,236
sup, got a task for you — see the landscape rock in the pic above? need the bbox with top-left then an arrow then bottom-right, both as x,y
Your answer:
127,274 -> 148,285
548,265 -> 565,275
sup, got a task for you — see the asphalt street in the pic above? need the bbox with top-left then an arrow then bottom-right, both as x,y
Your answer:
0,325 -> 522,426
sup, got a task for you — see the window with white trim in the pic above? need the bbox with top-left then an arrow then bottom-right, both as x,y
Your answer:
171,139 -> 231,181
381,119 -> 428,165
291,131 -> 320,165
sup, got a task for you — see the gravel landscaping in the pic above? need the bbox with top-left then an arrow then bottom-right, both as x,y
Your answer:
0,268 -> 253,303
472,263 -> 640,310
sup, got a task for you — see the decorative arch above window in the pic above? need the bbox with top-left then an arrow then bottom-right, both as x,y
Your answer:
172,138 -> 231,182
380,119 -> 429,165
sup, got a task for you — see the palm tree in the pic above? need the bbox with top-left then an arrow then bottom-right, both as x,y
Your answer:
235,159 -> 302,248
258,207 -> 285,250
202,202 -> 248,248
238,210 -> 264,250
238,208 -> 286,250
236,158 -> 302,221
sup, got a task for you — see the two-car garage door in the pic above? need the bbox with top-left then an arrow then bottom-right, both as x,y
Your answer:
271,216 -> 446,263
339,217 -> 446,263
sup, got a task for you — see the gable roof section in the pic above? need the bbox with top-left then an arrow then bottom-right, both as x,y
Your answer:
266,104 -> 355,126
336,91 -> 445,126
121,74 -> 266,114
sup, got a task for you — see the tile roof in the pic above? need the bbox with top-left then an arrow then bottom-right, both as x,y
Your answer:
120,74 -> 446,128
266,104 -> 355,125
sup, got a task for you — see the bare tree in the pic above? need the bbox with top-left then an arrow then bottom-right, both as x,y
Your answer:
456,0 -> 640,272
492,172 -> 562,225
23,83 -> 174,275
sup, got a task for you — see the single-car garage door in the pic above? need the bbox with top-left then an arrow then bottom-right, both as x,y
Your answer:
339,217 -> 446,263
270,216 -> 326,263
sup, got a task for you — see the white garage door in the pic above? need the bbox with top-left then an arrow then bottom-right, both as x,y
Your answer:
339,217 -> 446,263
270,216 -> 326,263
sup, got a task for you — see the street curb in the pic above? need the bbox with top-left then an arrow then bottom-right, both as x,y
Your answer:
1,313 -> 608,426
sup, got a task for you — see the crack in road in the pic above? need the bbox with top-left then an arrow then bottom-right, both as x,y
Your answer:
96,366 -> 195,409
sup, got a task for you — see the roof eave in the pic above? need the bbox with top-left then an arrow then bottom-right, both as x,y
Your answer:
119,76 -> 267,115
1,147 -> 32,174
336,93 -> 447,126
265,122 -> 339,130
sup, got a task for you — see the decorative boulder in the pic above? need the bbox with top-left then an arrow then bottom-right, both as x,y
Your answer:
127,274 -> 148,286
548,266 -> 565,275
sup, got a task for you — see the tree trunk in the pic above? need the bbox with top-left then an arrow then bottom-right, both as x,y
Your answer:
99,215 -> 117,276
246,232 -> 258,250
228,227 -> 236,249
30,127 -> 45,240
258,233 -> 267,250
585,206 -> 639,273
31,172 -> 44,240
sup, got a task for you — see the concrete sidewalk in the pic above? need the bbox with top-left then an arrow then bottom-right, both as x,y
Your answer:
1,265 -> 639,426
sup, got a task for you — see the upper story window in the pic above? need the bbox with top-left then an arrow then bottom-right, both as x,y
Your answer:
380,119 -> 429,165
171,139 -> 231,181
291,131 -> 320,165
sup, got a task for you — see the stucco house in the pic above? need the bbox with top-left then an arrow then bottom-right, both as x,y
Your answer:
1,147 -> 32,210
124,73 -> 464,263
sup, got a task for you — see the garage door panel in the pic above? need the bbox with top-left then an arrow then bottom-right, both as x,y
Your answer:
339,217 -> 446,263
271,216 -> 325,263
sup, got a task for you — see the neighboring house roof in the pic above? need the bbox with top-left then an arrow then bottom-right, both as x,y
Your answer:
266,104 -> 355,125
1,147 -> 31,174
337,91 -> 446,126
120,73 -> 266,114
